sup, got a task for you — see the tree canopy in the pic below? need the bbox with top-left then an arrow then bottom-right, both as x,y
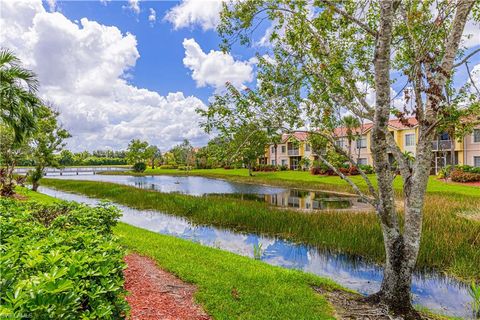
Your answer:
202,0 -> 480,316
0,49 -> 41,143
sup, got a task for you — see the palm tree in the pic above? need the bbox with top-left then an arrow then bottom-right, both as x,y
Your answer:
342,115 -> 360,164
0,48 -> 41,143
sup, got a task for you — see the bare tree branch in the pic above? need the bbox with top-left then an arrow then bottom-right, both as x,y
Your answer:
453,47 -> 480,68
316,152 -> 376,206
466,62 -> 480,95
309,130 -> 378,200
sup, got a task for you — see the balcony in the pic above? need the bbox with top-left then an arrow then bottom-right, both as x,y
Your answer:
432,140 -> 452,151
287,149 -> 299,156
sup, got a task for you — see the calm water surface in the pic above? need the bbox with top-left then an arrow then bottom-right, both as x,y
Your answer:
39,186 -> 474,318
48,174 -> 361,211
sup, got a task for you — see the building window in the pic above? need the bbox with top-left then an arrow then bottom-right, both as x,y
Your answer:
305,143 -> 310,151
271,160 -> 276,165
281,159 -> 287,166
356,136 -> 367,149
474,129 -> 480,143
281,146 -> 286,153
271,146 -> 275,153
440,132 -> 450,141
405,133 -> 415,147
334,139 -> 342,148
474,156 -> 480,167
358,158 -> 368,165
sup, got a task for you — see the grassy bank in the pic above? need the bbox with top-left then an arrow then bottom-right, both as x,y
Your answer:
104,168 -> 480,198
13,188 -> 463,319
116,222 -> 337,319
41,178 -> 480,281
13,187 -> 338,319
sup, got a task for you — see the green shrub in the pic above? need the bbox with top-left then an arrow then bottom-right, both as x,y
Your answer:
159,164 -> 178,169
253,164 -> 277,172
0,199 -> 129,319
437,165 -> 453,179
456,165 -> 480,174
132,162 -> 147,172
450,169 -> 480,183
358,164 -> 374,174
177,166 -> 192,171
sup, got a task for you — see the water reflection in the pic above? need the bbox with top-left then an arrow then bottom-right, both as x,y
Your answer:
48,174 -> 357,211
38,186 -> 473,318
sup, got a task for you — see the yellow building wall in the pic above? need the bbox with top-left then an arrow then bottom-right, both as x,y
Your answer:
454,139 -> 463,151
458,151 -> 464,165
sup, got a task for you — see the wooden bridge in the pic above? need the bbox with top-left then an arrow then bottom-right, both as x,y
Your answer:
14,166 -> 130,176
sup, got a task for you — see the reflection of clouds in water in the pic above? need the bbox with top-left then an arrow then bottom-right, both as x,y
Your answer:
303,250 -> 383,294
410,274 -> 471,316
48,174 -> 285,196
47,174 -> 355,210
39,186 -> 472,318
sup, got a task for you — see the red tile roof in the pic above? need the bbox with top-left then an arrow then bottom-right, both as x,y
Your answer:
281,131 -> 308,142
387,117 -> 418,129
275,118 -> 420,142
333,123 -> 373,137
333,117 -> 418,137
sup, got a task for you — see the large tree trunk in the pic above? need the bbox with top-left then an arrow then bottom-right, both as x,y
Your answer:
375,234 -> 414,314
369,0 -> 420,316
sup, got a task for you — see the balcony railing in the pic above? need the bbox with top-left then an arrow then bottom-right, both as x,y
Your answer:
432,140 -> 452,151
287,149 -> 299,156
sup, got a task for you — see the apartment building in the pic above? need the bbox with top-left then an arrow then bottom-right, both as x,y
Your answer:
259,131 -> 314,170
260,118 -> 480,173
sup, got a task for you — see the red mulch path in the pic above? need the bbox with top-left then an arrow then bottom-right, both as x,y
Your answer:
123,253 -> 211,320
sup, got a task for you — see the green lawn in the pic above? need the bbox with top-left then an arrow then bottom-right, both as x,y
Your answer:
116,222 -> 337,319
40,178 -> 480,281
11,185 -> 465,319
15,186 -> 59,204
13,186 -> 338,319
109,168 -> 480,198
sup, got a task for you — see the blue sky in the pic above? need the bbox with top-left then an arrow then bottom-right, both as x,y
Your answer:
52,0 -> 262,102
1,0 -> 478,151
53,0 -> 480,101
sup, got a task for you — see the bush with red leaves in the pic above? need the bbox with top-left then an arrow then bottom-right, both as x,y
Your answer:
450,169 -> 480,182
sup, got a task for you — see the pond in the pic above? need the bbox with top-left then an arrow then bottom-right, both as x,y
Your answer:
39,186 -> 474,318
48,174 -> 366,211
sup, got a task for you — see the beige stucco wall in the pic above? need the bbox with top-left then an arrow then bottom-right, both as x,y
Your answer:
463,125 -> 480,166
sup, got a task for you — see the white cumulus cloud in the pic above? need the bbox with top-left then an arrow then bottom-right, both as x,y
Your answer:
0,0 -> 209,151
461,20 -> 480,48
127,0 -> 140,14
182,38 -> 253,90
164,0 -> 224,31
148,8 -> 156,23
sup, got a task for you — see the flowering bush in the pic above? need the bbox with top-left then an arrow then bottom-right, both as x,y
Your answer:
450,169 -> 480,182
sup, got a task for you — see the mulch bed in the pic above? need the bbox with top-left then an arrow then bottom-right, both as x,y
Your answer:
123,253 -> 210,320
436,178 -> 480,187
